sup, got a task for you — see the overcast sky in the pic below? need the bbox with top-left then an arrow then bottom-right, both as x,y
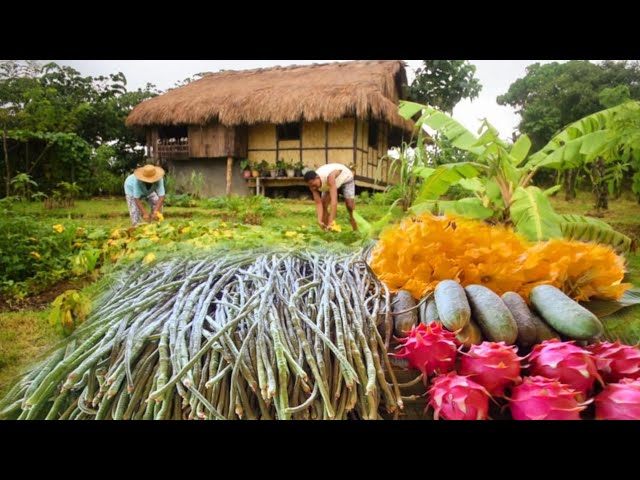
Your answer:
56,60 -> 567,136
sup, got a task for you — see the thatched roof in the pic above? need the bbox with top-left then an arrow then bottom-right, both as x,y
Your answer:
126,60 -> 414,131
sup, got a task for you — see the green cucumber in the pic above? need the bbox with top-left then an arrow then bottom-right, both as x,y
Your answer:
434,280 -> 471,331
392,290 -> 418,336
501,292 -> 537,348
529,285 -> 603,340
456,320 -> 483,347
530,313 -> 561,343
420,297 -> 440,325
464,285 -> 518,344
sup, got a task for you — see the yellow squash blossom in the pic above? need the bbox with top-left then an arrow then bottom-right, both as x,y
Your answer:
143,253 -> 156,265
370,213 -> 629,302
52,224 -> 65,233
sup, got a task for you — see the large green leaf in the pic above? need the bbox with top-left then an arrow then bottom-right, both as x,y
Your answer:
528,103 -> 634,171
410,198 -> 494,221
598,300 -> 640,345
558,213 -> 613,230
543,185 -> 562,196
400,101 -> 484,155
399,101 -> 425,120
530,131 -> 609,170
510,186 -> 562,241
415,162 -> 483,201
438,198 -> 495,220
510,134 -> 531,165
558,215 -> 633,254
457,177 -> 485,193
353,211 -> 372,238
582,288 -> 640,319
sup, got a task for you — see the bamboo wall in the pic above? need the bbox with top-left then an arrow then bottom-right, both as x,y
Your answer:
246,118 -> 392,189
354,119 -> 393,188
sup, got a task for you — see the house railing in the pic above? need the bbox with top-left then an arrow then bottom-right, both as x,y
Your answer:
157,139 -> 189,161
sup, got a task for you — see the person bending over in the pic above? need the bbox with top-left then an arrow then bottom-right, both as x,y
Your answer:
304,163 -> 357,231
124,164 -> 166,226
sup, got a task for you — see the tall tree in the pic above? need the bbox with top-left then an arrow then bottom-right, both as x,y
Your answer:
408,60 -> 482,113
497,60 -> 640,150
498,60 -> 640,203
0,61 -> 159,197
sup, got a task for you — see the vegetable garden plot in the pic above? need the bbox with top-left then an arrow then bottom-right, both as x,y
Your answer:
0,249 -> 405,420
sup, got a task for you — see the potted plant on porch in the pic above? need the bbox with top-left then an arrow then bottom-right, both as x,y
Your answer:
294,160 -> 304,177
276,159 -> 287,177
285,161 -> 296,178
240,159 -> 252,179
258,160 -> 270,177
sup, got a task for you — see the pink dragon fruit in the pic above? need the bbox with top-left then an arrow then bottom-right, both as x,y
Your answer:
587,341 -> 640,383
509,376 -> 590,420
393,322 -> 459,379
595,378 -> 640,420
428,372 -> 491,420
528,339 -> 601,399
459,342 -> 521,396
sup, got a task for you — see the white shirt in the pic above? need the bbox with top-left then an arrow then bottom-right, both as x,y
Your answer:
316,163 -> 354,192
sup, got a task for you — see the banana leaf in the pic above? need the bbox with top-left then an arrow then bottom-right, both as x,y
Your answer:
581,288 -> 640,318
510,186 -> 562,241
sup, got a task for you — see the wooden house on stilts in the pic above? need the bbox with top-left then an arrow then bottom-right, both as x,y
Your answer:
126,60 -> 414,197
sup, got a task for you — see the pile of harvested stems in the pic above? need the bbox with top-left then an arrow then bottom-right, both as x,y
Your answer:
0,249 -> 409,420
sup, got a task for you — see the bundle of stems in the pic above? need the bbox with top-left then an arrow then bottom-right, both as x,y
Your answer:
0,248 -> 405,420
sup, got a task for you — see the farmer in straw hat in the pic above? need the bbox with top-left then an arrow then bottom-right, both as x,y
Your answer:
124,164 -> 166,225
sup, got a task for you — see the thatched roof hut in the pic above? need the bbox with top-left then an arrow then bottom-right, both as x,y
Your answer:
128,60 -> 414,197
126,60 -> 412,130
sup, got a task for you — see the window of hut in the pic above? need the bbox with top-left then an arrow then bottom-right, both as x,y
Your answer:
368,121 -> 379,147
158,125 -> 188,141
277,122 -> 301,141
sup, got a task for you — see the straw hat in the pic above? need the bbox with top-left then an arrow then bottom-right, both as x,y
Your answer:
134,164 -> 165,183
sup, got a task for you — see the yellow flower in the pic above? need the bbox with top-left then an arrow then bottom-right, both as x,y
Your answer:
52,224 -> 65,233
285,231 -> 299,238
155,212 -> 164,221
30,251 -> 41,260
179,226 -> 191,234
329,222 -> 342,232
143,253 -> 156,264
110,228 -> 125,239
371,212 -> 630,302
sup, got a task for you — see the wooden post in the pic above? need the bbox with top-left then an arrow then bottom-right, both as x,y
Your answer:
226,156 -> 233,195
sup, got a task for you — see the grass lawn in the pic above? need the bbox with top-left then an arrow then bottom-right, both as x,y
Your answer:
1,190 -> 639,396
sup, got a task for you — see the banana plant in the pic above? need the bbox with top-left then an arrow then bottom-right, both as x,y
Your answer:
398,100 -> 635,253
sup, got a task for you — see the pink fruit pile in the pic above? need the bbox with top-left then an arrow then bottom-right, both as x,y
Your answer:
394,335 -> 640,420
393,323 -> 459,379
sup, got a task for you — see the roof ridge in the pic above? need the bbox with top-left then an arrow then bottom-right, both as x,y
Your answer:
200,60 -> 402,78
